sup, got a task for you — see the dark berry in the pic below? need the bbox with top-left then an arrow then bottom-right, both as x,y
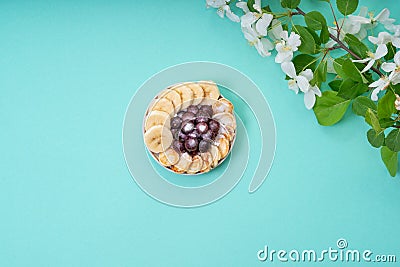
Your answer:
170,128 -> 179,140
208,119 -> 220,133
173,140 -> 186,153
188,130 -> 200,139
182,112 -> 196,122
177,111 -> 185,118
197,111 -> 210,119
199,140 -> 211,153
200,105 -> 213,117
181,121 -> 195,134
185,138 -> 198,152
170,116 -> 182,129
178,131 -> 187,141
196,116 -> 209,124
187,105 -> 199,114
196,122 -> 208,134
201,129 -> 214,141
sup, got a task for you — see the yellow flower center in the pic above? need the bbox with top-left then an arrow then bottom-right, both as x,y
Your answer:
367,51 -> 375,59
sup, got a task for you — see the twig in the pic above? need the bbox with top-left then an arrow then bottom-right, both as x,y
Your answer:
295,7 -> 384,77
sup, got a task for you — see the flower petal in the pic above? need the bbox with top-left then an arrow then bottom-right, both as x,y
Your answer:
394,51 -> 400,66
348,15 -> 370,24
260,37 -> 274,51
296,75 -> 310,93
275,51 -> 292,63
236,1 -> 249,13
311,85 -> 322,97
224,5 -> 240,22
382,62 -> 396,73
361,59 -> 375,73
241,12 -> 257,28
288,79 -> 299,94
255,13 -> 273,36
281,61 -> 296,78
287,32 -> 301,49
392,37 -> 400,48
300,69 -> 313,81
268,19 -> 283,40
374,44 -> 388,59
371,87 -> 380,101
375,8 -> 390,22
304,90 -> 316,110
352,58 -> 370,63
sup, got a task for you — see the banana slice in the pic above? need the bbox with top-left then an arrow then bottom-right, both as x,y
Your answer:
187,155 -> 203,174
200,152 -> 212,173
172,84 -> 193,110
216,135 -> 230,160
151,98 -> 175,115
159,148 -> 180,166
212,112 -> 236,129
212,98 -> 233,114
186,82 -> 204,105
219,125 -> 235,142
145,110 -> 170,131
209,145 -> 220,167
198,81 -> 220,105
161,89 -> 182,112
172,152 -> 192,173
144,125 -> 173,153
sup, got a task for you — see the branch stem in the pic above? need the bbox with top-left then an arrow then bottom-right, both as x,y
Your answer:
294,7 -> 383,77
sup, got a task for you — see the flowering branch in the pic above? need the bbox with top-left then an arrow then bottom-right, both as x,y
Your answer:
206,0 -> 400,177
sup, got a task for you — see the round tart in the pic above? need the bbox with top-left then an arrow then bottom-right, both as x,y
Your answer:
143,81 -> 237,175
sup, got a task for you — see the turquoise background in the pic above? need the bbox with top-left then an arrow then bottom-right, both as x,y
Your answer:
1,0 -> 399,266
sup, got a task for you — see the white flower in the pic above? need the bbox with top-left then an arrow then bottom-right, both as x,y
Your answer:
207,0 -> 240,22
348,8 -> 395,30
381,51 -> 400,85
369,76 -> 390,101
395,94 -> 400,111
242,25 -> 274,57
268,19 -> 283,41
237,0 -> 273,36
368,31 -> 394,45
331,7 -> 370,41
352,44 -> 388,73
275,31 -> 301,63
281,62 -> 321,109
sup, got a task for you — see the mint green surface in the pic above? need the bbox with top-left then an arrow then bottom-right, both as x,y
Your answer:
1,0 -> 399,266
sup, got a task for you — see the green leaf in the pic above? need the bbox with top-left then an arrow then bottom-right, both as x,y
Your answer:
352,96 -> 377,116
336,0 -> 359,16
377,90 -> 396,118
292,54 -> 317,73
306,27 -> 321,46
381,146 -> 398,177
337,79 -> 368,100
320,25 -> 330,44
329,80 -> 342,92
367,129 -> 385,148
313,91 -> 351,126
293,25 -> 316,54
342,58 -> 366,83
310,60 -> 327,86
333,57 -> 348,78
305,11 -> 326,31
385,42 -> 396,61
281,0 -> 301,9
344,34 -> 368,59
365,108 -> 383,134
380,118 -> 395,128
386,129 -> 400,152
247,0 -> 257,12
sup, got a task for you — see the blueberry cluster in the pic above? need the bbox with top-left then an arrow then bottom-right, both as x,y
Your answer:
170,105 -> 220,155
